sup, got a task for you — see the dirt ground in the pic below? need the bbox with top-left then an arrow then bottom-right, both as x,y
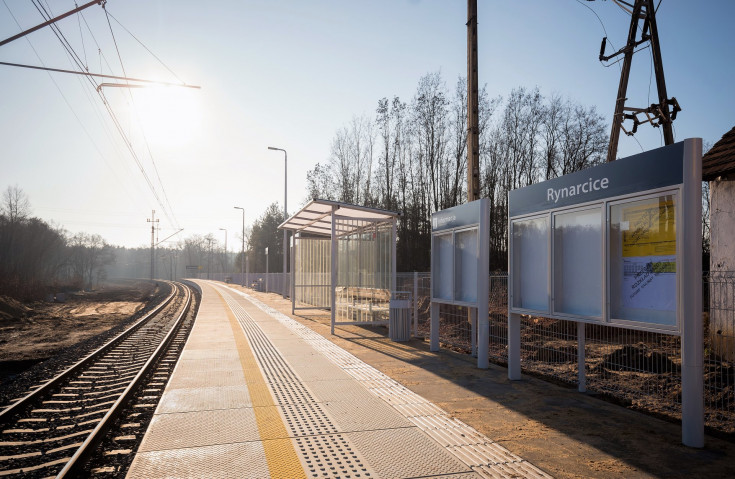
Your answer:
0,280 -> 155,371
231,284 -> 735,479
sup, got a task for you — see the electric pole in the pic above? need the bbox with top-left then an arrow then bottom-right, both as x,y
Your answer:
600,0 -> 680,162
466,0 -> 480,202
147,210 -> 159,280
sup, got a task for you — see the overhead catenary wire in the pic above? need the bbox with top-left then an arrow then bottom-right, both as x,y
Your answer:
0,0 -> 143,210
22,0 -> 185,231
22,1 -> 161,213
103,4 -> 180,230
105,8 -> 185,84
571,0 -> 622,74
74,2 -> 88,70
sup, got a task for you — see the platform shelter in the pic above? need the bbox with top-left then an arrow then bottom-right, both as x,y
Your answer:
279,199 -> 399,334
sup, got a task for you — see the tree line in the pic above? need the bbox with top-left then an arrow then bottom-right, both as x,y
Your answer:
307,71 -> 608,270
102,203 -> 286,283
0,185 -> 114,300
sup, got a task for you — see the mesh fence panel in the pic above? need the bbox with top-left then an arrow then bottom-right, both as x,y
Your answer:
212,269 -> 733,434
404,271 -> 734,434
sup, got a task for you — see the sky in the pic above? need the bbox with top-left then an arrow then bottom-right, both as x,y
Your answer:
1,0 -> 734,250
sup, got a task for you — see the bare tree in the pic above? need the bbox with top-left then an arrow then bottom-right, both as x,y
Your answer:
1,185 -> 31,224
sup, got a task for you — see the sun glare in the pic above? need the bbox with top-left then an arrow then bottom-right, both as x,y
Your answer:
132,85 -> 202,147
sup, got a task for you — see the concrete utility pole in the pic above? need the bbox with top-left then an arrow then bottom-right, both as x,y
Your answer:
601,0 -> 679,162
466,0 -> 480,202
147,210 -> 159,280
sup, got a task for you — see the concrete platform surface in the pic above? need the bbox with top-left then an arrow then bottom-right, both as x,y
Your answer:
192,282 -> 735,479
127,281 -> 549,478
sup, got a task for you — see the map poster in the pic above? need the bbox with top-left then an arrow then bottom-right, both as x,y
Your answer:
620,197 -> 676,311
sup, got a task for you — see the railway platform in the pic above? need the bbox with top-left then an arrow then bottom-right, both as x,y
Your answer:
126,280 -> 548,478
126,280 -> 735,479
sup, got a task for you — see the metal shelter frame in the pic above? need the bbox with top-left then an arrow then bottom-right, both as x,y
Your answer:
279,199 -> 399,334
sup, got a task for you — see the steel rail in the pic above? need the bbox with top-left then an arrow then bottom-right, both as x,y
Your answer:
56,282 -> 194,477
0,281 -> 177,424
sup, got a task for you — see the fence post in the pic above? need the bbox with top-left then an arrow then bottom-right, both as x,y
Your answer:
508,312 -> 521,380
471,308 -> 477,357
413,272 -> 419,337
430,302 -> 440,351
577,322 -> 586,393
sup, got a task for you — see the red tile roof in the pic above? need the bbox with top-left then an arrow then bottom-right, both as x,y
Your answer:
703,126 -> 735,181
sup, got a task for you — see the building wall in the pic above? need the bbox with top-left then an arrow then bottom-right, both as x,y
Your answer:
709,177 -> 735,360
710,177 -> 735,271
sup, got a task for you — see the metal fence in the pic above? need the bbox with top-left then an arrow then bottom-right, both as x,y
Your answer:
406,271 -> 734,435
205,272 -> 291,296
204,270 -> 734,435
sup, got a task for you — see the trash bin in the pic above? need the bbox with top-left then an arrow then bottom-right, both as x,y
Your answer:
389,291 -> 412,342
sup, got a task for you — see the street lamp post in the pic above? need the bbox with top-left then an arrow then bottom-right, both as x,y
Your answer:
267,146 -> 288,298
219,228 -> 228,276
234,207 -> 245,287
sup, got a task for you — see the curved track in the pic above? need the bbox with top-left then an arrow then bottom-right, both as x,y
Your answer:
0,282 -> 195,478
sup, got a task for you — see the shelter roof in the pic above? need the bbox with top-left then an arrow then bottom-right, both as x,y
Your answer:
279,199 -> 399,237
702,126 -> 735,181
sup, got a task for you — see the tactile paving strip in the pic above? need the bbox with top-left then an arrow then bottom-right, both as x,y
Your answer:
295,434 -> 373,479
347,428 -> 474,479
230,285 -> 554,479
213,286 -> 375,478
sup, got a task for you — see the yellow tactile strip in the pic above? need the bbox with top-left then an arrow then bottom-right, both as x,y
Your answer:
215,289 -> 307,479
227,285 -> 553,479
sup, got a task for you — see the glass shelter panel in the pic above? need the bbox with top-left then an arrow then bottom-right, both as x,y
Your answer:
335,217 -> 393,325
609,194 -> 677,327
512,216 -> 549,312
553,208 -> 602,317
294,237 -> 331,308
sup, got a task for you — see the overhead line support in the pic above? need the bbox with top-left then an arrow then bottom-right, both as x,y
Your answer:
0,0 -> 104,48
602,0 -> 679,162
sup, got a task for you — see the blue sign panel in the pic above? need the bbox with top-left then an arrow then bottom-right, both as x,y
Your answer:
508,142 -> 685,217
431,200 -> 483,232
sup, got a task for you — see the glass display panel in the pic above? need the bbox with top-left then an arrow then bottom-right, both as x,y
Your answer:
454,228 -> 478,303
432,233 -> 453,301
610,194 -> 677,326
512,216 -> 549,311
553,208 -> 602,316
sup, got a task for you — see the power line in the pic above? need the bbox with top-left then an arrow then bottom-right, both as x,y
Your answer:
102,5 -> 180,229
20,0 -> 184,230
22,2 -> 164,213
1,0 -> 140,208
105,8 -> 185,84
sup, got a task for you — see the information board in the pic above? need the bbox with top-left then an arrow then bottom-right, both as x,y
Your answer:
511,216 -> 548,312
431,199 -> 488,306
610,194 -> 677,326
508,139 -> 703,447
508,140 -> 699,334
553,207 -> 602,317
430,198 -> 491,368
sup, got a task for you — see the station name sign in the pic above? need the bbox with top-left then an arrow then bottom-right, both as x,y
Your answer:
431,200 -> 482,232
509,142 -> 685,217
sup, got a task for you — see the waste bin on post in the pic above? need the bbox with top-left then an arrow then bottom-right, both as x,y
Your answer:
389,291 -> 412,342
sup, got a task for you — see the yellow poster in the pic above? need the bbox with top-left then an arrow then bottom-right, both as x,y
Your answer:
621,197 -> 676,258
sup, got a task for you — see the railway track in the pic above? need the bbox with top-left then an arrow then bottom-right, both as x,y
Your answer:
0,281 -> 198,478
